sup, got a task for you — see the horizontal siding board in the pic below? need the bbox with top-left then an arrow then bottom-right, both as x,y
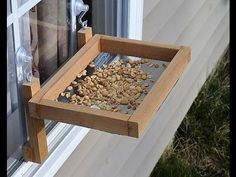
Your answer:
175,0 -> 222,45
55,1 -> 229,177
94,2 -> 229,177
152,0 -> 206,44
121,13 -> 229,177
133,26 -> 229,177
93,137 -> 138,177
54,131 -> 103,177
70,134 -> 114,177
143,0 -> 184,41
189,0 -> 229,57
143,0 -> 160,19
70,133 -> 121,177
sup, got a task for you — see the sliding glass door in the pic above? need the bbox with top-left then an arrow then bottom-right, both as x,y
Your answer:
7,0 -> 129,175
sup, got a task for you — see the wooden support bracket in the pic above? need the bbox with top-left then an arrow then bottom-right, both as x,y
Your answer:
22,27 -> 93,164
22,77 -> 48,163
78,27 -> 93,50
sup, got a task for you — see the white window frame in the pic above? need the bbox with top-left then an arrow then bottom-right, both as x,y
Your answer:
7,0 -> 144,176
7,0 -> 42,49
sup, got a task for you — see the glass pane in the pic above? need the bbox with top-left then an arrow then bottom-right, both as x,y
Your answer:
19,12 -> 31,61
7,0 -> 11,16
7,25 -> 25,160
7,52 -> 11,116
7,25 -> 18,114
17,0 -> 29,7
29,0 -> 70,83
28,0 -> 71,132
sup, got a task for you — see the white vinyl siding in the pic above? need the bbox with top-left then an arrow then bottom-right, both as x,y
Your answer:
54,0 -> 229,177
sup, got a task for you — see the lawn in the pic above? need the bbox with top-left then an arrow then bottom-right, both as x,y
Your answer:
150,50 -> 230,177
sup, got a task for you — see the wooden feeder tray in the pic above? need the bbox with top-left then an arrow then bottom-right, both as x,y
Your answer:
23,27 -> 191,163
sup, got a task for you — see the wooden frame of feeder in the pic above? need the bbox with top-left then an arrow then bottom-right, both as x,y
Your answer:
23,27 -> 191,163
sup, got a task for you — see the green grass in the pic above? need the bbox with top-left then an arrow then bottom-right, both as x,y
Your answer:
150,51 -> 230,177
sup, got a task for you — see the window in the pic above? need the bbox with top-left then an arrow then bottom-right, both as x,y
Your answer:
7,0 -> 93,173
7,0 -> 135,176
7,1 -> 30,168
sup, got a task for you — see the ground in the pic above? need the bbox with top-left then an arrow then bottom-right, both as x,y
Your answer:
150,50 -> 230,177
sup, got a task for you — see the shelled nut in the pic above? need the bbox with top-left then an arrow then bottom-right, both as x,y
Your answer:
82,70 -> 87,76
148,63 -> 154,67
66,86 -> 73,91
71,81 -> 78,87
150,79 -> 155,83
162,63 -> 167,68
76,74 -> 82,80
65,92 -> 71,98
89,62 -> 95,67
120,97 -> 129,105
113,108 -> 119,112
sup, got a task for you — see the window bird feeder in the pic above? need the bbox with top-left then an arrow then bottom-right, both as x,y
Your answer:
22,26 -> 190,163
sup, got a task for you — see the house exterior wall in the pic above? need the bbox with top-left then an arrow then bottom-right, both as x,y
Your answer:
55,0 -> 229,177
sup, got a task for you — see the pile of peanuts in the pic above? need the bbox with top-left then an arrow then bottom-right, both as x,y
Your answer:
57,58 -> 155,113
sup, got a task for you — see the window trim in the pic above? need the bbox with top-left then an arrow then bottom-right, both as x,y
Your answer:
127,0 -> 144,40
11,124 -> 89,177
8,0 -> 42,49
7,0 -> 41,27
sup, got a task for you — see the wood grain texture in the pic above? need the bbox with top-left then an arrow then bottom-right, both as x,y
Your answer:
100,35 -> 180,61
33,99 -> 131,136
22,77 -> 48,163
78,27 -> 93,50
128,46 -> 191,137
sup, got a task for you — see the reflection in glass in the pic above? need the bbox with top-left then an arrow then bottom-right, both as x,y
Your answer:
17,0 -> 28,7
29,0 -> 69,83
7,25 -> 25,160
7,26 -> 18,114
7,0 -> 11,16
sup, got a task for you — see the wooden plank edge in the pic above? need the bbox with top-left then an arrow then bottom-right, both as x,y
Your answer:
100,35 -> 182,50
22,77 -> 48,163
29,99 -> 131,136
77,27 -> 93,50
128,121 -> 139,138
100,35 -> 181,61
128,46 -> 191,137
